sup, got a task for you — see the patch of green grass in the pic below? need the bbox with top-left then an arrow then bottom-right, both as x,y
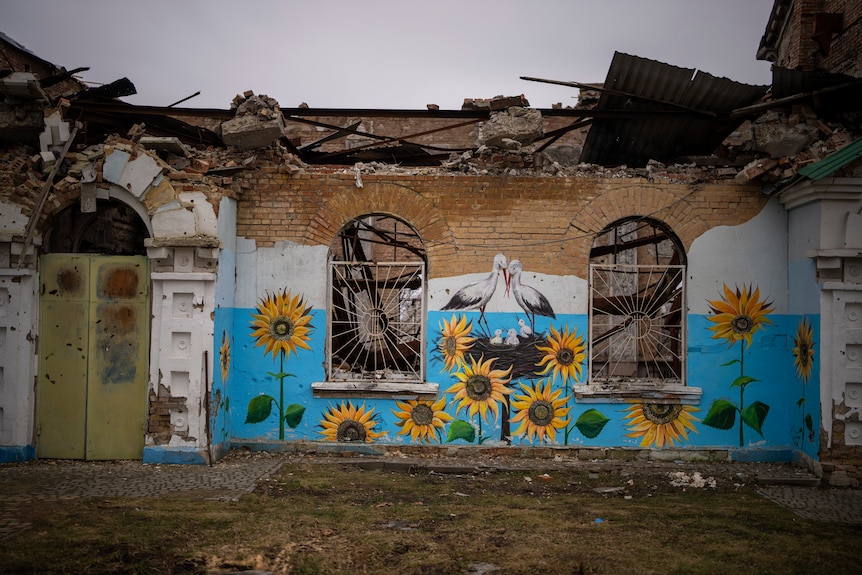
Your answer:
1,463 -> 859,574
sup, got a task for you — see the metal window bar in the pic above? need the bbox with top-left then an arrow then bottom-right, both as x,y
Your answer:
328,261 -> 425,382
589,264 -> 685,385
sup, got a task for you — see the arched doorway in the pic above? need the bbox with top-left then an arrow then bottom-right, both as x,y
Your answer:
36,197 -> 152,460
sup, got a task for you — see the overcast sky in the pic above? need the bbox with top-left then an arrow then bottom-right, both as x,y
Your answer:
2,0 -> 775,110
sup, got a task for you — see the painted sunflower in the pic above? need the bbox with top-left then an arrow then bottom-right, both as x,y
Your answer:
392,397 -> 453,443
707,284 -> 773,348
510,379 -> 571,444
250,289 -> 314,360
219,331 -> 231,382
446,354 -> 513,424
438,314 -> 476,372
623,403 -> 700,448
535,324 -> 587,383
319,401 -> 387,442
792,317 -> 815,382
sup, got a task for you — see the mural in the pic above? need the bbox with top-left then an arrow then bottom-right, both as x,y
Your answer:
244,289 -> 314,440
441,253 -> 508,335
393,398 -> 453,443
792,317 -> 816,447
212,251 -> 819,459
623,404 -> 700,448
319,401 -> 386,442
702,284 -> 774,446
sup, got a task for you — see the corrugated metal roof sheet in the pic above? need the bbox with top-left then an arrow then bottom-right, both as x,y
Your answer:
798,138 -> 862,180
580,52 -> 768,167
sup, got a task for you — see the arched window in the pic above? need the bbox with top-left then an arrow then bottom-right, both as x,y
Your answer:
578,216 -> 700,403
324,214 -> 428,390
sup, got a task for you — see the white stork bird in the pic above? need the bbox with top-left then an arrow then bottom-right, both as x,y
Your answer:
506,259 -> 555,333
441,253 -> 508,334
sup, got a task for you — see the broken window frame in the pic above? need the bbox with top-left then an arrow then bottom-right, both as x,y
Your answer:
575,217 -> 701,404
312,214 -> 438,399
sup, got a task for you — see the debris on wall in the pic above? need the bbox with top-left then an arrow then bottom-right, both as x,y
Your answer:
731,106 -> 860,184
221,91 -> 285,150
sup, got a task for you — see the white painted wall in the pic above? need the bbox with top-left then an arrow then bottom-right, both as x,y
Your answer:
688,198 -> 789,314
429,269 -> 588,315
235,239 -> 329,309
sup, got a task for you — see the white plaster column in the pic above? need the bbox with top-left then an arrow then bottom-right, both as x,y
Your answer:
0,238 -> 38,460
144,243 -> 217,464
781,177 -> 862,452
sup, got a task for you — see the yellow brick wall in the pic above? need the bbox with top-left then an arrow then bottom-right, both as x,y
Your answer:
235,168 -> 767,278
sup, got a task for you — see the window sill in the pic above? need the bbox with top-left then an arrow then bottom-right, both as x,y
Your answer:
574,382 -> 701,405
312,381 -> 439,400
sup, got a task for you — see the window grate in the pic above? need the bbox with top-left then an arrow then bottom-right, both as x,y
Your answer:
589,263 -> 685,385
329,261 -> 425,383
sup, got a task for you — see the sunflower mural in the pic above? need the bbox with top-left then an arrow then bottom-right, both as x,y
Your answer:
623,403 -> 700,448
703,284 -> 774,446
219,331 -> 231,383
245,289 -> 314,440
319,401 -> 387,442
533,323 -> 609,444
510,379 -> 571,444
215,331 -> 232,441
437,314 -> 476,372
792,317 -> 816,446
446,354 -> 513,444
392,397 -> 453,443
536,324 -> 587,384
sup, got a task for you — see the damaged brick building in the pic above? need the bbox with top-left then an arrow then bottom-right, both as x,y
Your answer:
1,0 -> 861,489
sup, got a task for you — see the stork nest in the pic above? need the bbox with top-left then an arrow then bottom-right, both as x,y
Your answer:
468,334 -> 548,380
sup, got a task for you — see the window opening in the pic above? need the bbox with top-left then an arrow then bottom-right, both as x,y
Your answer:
328,214 -> 426,384
588,217 -> 686,387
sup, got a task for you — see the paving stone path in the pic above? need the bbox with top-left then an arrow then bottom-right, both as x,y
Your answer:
0,454 -> 284,540
758,486 -> 862,524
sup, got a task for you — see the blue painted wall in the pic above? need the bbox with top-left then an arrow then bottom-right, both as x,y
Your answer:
214,303 -> 819,457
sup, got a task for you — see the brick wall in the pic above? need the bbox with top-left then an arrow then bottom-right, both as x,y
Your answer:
234,162 -> 767,278
774,0 -> 862,76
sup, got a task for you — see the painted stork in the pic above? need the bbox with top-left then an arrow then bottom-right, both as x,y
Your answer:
441,253 -> 508,334
506,259 -> 555,332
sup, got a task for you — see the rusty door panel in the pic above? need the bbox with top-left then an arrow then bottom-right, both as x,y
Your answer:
37,255 -> 150,460
36,255 -> 90,459
86,258 -> 150,460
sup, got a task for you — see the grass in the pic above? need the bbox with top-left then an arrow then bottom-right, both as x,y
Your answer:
1,460 -> 859,574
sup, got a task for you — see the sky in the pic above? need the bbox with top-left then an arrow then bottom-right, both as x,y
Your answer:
1,0 -> 776,110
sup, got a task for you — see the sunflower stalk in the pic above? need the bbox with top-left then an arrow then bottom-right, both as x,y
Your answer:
702,284 -> 772,446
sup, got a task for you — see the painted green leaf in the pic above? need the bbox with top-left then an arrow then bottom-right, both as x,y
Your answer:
245,394 -> 275,424
720,359 -> 741,367
741,400 -> 770,436
445,420 -> 476,443
575,409 -> 610,439
805,413 -> 814,433
266,371 -> 295,380
796,397 -> 807,407
284,403 -> 306,428
730,376 -> 759,389
702,399 -> 737,430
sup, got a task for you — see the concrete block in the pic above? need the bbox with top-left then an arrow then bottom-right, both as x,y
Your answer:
221,115 -> 284,150
152,206 -> 196,238
180,191 -> 217,236
103,149 -> 131,185
119,153 -> 164,198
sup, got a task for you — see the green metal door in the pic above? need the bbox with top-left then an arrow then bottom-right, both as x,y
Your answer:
37,255 -> 150,460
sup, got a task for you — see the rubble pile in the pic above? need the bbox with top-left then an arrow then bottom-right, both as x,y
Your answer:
731,105 -> 861,184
